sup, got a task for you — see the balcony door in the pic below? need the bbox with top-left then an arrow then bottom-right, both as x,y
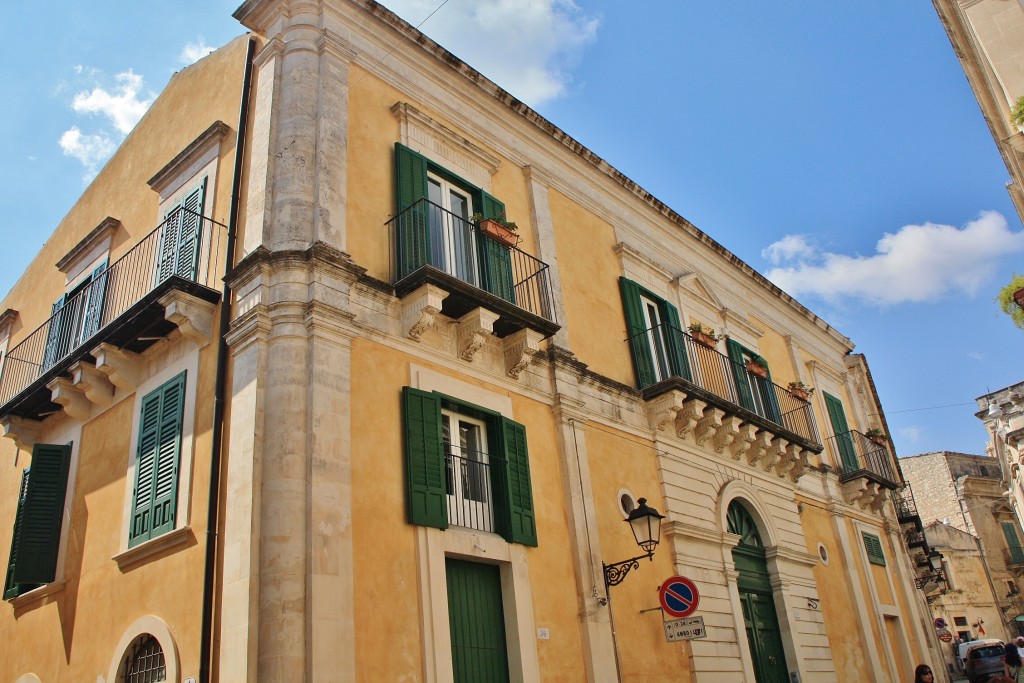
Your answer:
443,409 -> 493,531
824,392 -> 858,472
639,294 -> 671,383
428,173 -> 479,286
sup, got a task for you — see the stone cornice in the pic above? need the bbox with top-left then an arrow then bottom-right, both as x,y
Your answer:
55,217 -> 121,273
147,121 -> 230,193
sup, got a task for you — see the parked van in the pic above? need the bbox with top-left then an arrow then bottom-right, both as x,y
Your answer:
957,639 -> 1004,673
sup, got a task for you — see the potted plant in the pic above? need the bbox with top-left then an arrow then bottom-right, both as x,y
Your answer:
687,322 -> 723,348
865,428 -> 887,446
787,381 -> 814,401
1012,95 -> 1024,129
996,273 -> 1024,331
745,357 -> 768,379
471,212 -> 520,248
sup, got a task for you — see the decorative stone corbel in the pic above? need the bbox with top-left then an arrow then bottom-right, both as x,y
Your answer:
503,328 -> 543,378
714,415 -> 743,453
48,376 -> 91,421
160,290 -> 216,347
646,391 -> 687,433
694,408 -> 725,447
761,437 -> 787,473
746,430 -> 773,467
675,398 -> 707,439
92,343 -> 143,392
69,361 -> 115,408
457,308 -> 499,361
788,450 -> 812,482
401,284 -> 448,340
729,423 -> 758,460
774,443 -> 802,479
1,416 -> 42,451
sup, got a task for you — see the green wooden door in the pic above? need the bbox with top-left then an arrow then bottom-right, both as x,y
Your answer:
740,590 -> 789,683
447,559 -> 509,683
824,392 -> 858,472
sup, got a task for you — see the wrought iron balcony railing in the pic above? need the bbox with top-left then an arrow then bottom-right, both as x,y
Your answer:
0,208 -> 225,416
445,450 -> 500,534
892,484 -> 920,520
828,430 -> 899,489
626,323 -> 822,449
386,199 -> 557,337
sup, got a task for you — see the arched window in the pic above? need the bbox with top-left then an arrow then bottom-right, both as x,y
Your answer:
122,634 -> 166,683
726,500 -> 763,548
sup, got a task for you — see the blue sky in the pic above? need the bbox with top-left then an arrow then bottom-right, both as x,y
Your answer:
4,1 -> 1022,458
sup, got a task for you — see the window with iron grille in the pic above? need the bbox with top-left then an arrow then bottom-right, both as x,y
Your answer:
122,634 -> 166,683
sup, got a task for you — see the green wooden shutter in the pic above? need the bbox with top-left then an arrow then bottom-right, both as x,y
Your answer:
402,387 -> 448,529
174,179 -> 206,281
620,277 -> 656,388
661,303 -> 692,382
480,191 -> 505,222
499,417 -> 536,547
446,559 -> 510,683
395,143 -> 431,279
824,392 -> 858,472
80,260 -> 109,341
129,372 -> 186,547
862,532 -> 885,566
4,469 -> 31,599
11,444 -> 72,585
1003,523 -> 1024,564
759,359 -> 782,424
42,294 -> 68,371
727,339 -> 755,411
477,191 -> 515,303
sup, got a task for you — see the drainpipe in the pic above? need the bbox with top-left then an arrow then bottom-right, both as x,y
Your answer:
199,35 -> 255,683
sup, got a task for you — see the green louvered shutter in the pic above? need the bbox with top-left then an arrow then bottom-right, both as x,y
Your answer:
174,179 -> 206,281
478,191 -> 515,303
402,387 -> 448,529
129,372 -> 186,547
447,559 -> 510,683
41,295 -> 68,371
12,443 -> 72,585
758,358 -> 782,424
80,261 -> 108,342
395,143 -> 431,279
824,392 -> 858,472
499,417 -> 536,547
1003,523 -> 1024,564
620,277 -> 656,388
662,304 -> 692,382
727,339 -> 755,411
4,469 -> 31,599
862,532 -> 885,566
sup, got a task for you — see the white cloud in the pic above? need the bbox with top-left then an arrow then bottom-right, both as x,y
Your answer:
180,37 -> 215,65
898,426 -> 921,443
382,0 -> 600,106
70,69 -> 153,134
59,127 -> 116,179
764,212 -> 1024,305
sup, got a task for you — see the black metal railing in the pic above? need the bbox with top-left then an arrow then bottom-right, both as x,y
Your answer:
893,484 -> 920,520
386,199 -> 556,323
625,323 -> 821,446
828,430 -> 898,487
1007,546 -> 1024,567
0,208 -> 225,408
446,450 -> 499,533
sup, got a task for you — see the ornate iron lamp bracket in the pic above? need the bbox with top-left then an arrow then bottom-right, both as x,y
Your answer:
603,552 -> 653,588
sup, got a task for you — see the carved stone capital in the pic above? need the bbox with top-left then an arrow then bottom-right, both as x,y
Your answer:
92,343 -> 143,392
1,416 -> 42,451
694,408 -> 725,447
48,376 -> 91,421
457,308 -> 499,361
646,390 -> 687,433
675,398 -> 707,439
401,284 -> 448,340
503,328 -> 543,378
160,290 -> 217,347
70,361 -> 115,408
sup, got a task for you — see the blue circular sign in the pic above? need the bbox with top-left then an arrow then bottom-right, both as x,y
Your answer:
659,576 -> 700,618
934,617 -> 946,630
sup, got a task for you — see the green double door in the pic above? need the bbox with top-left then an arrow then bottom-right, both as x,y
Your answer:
446,558 -> 509,683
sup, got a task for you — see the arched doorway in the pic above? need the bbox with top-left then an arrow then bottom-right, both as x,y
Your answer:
728,500 -> 789,683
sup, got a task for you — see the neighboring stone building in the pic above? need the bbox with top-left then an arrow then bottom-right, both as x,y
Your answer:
0,1 -> 939,681
933,0 -> 1024,222
902,451 -> 1024,638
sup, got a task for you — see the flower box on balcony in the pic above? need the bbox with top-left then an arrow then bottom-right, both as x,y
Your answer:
787,381 -> 814,401
478,218 -> 520,248
745,360 -> 768,379
691,330 -> 717,348
865,428 -> 887,447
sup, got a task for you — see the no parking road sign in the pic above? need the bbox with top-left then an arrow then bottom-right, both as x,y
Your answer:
659,576 -> 700,618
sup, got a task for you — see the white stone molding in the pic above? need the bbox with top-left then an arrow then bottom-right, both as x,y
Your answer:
646,390 -> 687,433
401,284 -> 448,340
391,101 -> 501,187
694,407 -> 725,447
92,342 -> 143,392
613,242 -> 674,297
160,290 -> 217,347
714,415 -> 743,453
674,398 -> 707,439
106,615 -> 180,683
47,376 -> 91,421
503,328 -> 543,378
729,423 -> 758,460
457,308 -> 499,361
746,430 -> 774,468
1,416 -> 42,451
69,361 -> 114,408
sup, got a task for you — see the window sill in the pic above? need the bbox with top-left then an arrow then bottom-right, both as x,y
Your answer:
8,579 -> 65,609
113,526 -> 193,572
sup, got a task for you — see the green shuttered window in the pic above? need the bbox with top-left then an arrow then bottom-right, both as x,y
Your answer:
863,532 -> 885,566
4,443 -> 72,599
402,387 -> 537,546
824,392 -> 858,472
618,276 -> 691,388
129,372 -> 186,548
157,179 -> 206,284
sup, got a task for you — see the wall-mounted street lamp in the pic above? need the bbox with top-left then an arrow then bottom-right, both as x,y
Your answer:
603,498 -> 665,587
915,549 -> 947,603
